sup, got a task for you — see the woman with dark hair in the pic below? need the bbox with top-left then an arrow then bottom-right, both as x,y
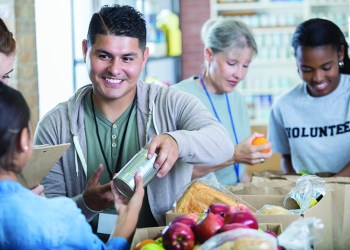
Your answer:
0,18 -> 16,84
0,81 -> 144,249
0,17 -> 45,196
268,18 -> 350,176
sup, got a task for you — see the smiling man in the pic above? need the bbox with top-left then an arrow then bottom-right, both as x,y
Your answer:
34,4 -> 234,241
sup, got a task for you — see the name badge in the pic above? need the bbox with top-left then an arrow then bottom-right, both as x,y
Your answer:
97,211 -> 117,234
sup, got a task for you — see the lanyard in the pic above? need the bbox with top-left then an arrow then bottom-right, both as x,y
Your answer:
90,91 -> 135,180
199,73 -> 241,183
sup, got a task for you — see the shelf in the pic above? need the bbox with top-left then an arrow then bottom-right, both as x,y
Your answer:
252,26 -> 296,33
309,2 -> 349,7
240,88 -> 289,95
212,0 -> 350,125
250,119 -> 270,127
216,2 -> 304,11
251,59 -> 295,66
147,55 -> 181,62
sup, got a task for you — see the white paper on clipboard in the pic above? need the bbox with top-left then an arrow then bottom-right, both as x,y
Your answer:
18,143 -> 71,189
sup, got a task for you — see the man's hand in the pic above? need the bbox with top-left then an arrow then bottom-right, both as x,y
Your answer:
82,164 -> 114,211
147,134 -> 179,178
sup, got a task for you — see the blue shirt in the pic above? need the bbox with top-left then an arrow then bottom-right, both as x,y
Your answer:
0,180 -> 129,250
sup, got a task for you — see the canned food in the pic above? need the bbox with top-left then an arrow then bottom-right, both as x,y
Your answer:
113,148 -> 157,198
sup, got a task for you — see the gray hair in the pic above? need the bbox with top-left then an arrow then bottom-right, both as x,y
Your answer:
201,17 -> 258,56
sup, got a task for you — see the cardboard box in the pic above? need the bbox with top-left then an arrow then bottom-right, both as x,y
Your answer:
238,194 -> 333,250
226,182 -> 292,196
239,175 -> 350,249
327,182 -> 350,249
166,193 -> 332,250
131,226 -> 164,249
131,224 -> 282,250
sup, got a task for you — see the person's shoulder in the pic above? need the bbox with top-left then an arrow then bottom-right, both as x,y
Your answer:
137,80 -> 202,108
173,76 -> 197,89
270,83 -> 303,110
228,89 -> 244,99
277,83 -> 303,101
340,73 -> 350,86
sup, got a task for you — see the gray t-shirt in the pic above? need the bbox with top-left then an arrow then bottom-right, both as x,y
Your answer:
268,74 -> 350,174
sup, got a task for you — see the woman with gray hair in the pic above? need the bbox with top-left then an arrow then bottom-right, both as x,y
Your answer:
174,18 -> 272,185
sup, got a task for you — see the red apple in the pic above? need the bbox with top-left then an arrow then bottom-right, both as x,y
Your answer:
171,214 -> 199,228
162,222 -> 195,250
194,212 -> 224,243
208,203 -> 230,216
171,216 -> 196,228
218,222 -> 250,233
225,210 -> 259,230
224,205 -> 252,224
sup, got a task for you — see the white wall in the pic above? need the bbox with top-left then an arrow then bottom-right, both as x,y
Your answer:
35,0 -> 178,118
35,0 -> 74,118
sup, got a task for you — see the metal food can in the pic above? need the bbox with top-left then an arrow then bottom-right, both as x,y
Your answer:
113,148 -> 157,199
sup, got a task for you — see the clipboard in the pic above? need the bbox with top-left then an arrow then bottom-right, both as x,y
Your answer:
18,143 -> 71,189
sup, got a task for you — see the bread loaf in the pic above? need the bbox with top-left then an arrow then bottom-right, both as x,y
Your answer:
258,205 -> 290,215
175,182 -> 241,213
214,237 -> 275,250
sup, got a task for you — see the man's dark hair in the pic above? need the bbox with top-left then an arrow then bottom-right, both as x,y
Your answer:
87,4 -> 147,51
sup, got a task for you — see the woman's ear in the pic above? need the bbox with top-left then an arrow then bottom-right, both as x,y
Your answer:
204,47 -> 214,64
18,127 -> 30,152
338,44 -> 345,62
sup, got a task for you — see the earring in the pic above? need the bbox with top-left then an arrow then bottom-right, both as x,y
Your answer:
339,60 -> 344,68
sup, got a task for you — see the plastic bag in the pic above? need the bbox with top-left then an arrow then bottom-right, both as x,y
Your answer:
171,175 -> 256,213
283,174 -> 326,214
197,228 -> 278,250
257,204 -> 292,215
278,217 -> 324,250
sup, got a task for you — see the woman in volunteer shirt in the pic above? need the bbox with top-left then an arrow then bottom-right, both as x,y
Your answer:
0,81 -> 144,249
268,18 -> 350,176
174,18 -> 273,185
